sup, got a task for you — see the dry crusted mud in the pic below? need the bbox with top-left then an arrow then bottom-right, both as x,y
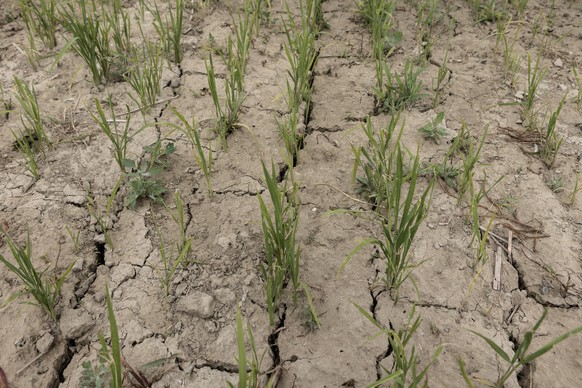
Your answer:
0,0 -> 581,387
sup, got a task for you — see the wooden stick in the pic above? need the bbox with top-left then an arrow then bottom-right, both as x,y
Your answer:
507,230 -> 513,264
493,245 -> 503,291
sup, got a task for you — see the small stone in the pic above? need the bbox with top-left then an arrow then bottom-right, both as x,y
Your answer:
514,91 -> 524,100
553,58 -> 563,68
72,259 -> 83,273
213,288 -> 236,305
176,291 -> 214,318
427,223 -> 436,229
110,263 -> 135,286
60,309 -> 94,339
36,332 -> 54,354
244,274 -> 254,286
559,84 -> 567,91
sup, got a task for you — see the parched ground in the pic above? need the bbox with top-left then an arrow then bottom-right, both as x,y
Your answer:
0,0 -> 581,387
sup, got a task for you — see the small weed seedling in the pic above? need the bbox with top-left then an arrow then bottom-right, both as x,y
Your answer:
0,231 -> 74,320
540,96 -> 564,168
258,161 -> 301,326
13,76 -> 50,152
354,303 -> 443,387
92,97 -> 133,173
464,308 -> 582,387
376,60 -> 425,114
544,176 -> 563,193
124,140 -> 176,209
169,108 -> 213,198
418,112 -> 447,144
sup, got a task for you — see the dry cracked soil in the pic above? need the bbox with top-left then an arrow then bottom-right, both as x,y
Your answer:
0,0 -> 581,387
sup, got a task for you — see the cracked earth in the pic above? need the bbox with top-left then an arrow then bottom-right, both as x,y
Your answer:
1,0 -> 582,387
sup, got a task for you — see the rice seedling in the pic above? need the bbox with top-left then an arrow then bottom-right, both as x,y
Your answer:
343,124 -> 434,301
572,67 -> 581,111
125,42 -> 164,114
568,174 -> 582,207
227,304 -> 274,388
13,76 -> 50,151
10,128 -> 40,180
456,126 -> 488,206
522,52 -> 547,129
65,225 -> 81,254
82,284 -> 123,388
354,303 -> 443,387
468,0 -> 507,24
59,0 -> 114,85
169,108 -> 213,198
501,27 -> 522,87
464,308 -> 582,387
166,191 -> 191,258
376,60 -> 425,114
149,0 -> 184,64
158,235 -> 192,299
357,0 -> 396,27
91,97 -> 132,173
87,195 -> 113,249
432,50 -> 449,107
18,0 -> 58,49
351,114 -> 403,207
205,47 -> 246,149
232,0 -> 256,76
511,0 -> 529,20
418,111 -> 447,144
0,231 -> 74,320
276,105 -> 302,168
258,161 -> 301,326
124,140 -> 176,209
416,0 -> 439,31
104,0 -> 131,58
540,96 -> 564,168
282,0 -> 319,110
